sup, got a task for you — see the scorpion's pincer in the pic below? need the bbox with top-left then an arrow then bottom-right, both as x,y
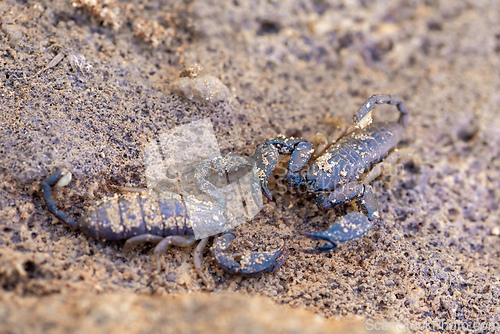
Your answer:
212,233 -> 289,277
302,212 -> 374,254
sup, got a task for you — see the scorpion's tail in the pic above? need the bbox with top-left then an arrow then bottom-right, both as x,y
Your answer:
354,94 -> 408,128
42,171 -> 78,228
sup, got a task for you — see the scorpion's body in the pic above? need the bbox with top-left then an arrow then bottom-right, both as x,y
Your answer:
42,155 -> 288,287
43,172 -> 199,241
72,194 -> 201,241
307,121 -> 404,192
254,94 -> 412,253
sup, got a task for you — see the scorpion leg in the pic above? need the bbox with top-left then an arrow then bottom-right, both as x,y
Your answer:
124,234 -> 196,261
312,118 -> 349,159
122,234 -> 166,254
125,234 -> 197,268
153,235 -> 197,257
194,238 -> 211,288
363,148 -> 416,185
212,233 -> 289,277
254,135 -> 313,199
153,236 -> 197,276
124,234 -> 212,287
353,94 -> 408,129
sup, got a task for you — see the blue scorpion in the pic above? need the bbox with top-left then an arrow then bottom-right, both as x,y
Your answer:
42,154 -> 288,287
253,94 -> 412,253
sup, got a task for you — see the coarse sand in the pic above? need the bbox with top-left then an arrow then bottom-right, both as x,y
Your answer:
1,0 -> 499,333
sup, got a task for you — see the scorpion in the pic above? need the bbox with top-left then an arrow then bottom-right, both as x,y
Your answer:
42,154 -> 288,287
253,94 -> 413,253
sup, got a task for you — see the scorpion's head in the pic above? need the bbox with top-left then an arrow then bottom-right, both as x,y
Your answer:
304,162 -> 341,193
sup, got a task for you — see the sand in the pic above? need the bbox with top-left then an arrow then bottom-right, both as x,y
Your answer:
1,0 -> 499,333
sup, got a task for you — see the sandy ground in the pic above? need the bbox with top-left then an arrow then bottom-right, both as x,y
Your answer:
1,0 -> 499,333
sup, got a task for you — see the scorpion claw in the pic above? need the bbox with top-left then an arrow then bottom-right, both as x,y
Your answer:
213,233 -> 289,277
254,138 -> 314,201
261,184 -> 273,201
302,212 -> 374,254
254,144 -> 279,200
